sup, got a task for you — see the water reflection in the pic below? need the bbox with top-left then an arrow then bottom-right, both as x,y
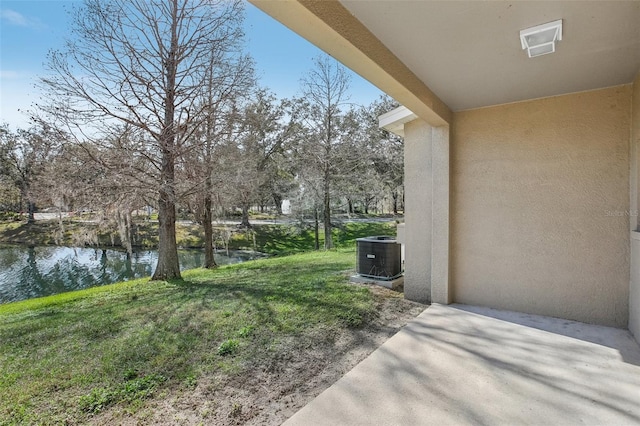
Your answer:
0,246 -> 260,304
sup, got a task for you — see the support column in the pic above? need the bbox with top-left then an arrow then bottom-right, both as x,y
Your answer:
404,120 -> 433,303
630,71 -> 640,341
403,120 -> 450,304
431,125 -> 451,304
380,106 -> 450,305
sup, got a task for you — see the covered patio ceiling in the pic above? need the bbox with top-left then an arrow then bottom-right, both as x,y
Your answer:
250,0 -> 640,125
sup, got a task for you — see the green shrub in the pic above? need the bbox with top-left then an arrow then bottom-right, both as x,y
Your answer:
217,339 -> 240,356
79,387 -> 112,414
183,374 -> 197,390
237,325 -> 253,338
0,211 -> 22,222
78,373 -> 166,413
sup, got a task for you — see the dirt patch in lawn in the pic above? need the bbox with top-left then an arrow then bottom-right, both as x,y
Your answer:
89,284 -> 425,425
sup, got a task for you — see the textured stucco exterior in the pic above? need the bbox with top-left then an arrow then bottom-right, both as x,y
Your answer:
630,73 -> 640,339
632,74 -> 640,233
430,126 -> 451,304
630,233 -> 640,339
403,120 -> 432,303
401,119 -> 450,304
451,86 -> 632,327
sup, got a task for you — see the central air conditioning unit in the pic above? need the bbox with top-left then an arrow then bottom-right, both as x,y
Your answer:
356,236 -> 402,280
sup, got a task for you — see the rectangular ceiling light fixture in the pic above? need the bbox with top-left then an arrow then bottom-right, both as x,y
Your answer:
520,19 -> 563,58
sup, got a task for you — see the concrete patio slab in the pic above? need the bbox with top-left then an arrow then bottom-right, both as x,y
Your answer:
284,304 -> 640,425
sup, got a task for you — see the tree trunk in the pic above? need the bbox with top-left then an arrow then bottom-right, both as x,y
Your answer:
56,206 -> 65,235
392,190 -> 398,215
27,201 -> 35,223
314,207 -> 320,250
125,251 -> 133,275
116,208 -> 133,257
202,64 -> 217,269
323,172 -> 333,249
152,4 -> 181,281
153,179 -> 181,280
203,191 -> 217,269
273,193 -> 283,215
240,203 -> 251,228
24,184 -> 35,223
152,105 -> 181,279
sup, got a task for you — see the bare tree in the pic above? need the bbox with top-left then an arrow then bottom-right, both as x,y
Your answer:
189,57 -> 254,269
226,91 -> 298,227
338,96 -> 403,215
364,96 -> 403,215
298,55 -> 351,249
40,0 -> 249,280
0,124 -> 61,222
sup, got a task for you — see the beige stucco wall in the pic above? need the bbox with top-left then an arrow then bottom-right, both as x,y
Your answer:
630,233 -> 640,339
403,120 -> 433,303
630,72 -> 640,339
632,74 -> 640,233
451,86 -> 631,327
401,119 -> 451,305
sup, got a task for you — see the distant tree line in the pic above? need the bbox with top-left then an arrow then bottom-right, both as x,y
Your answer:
0,0 -> 403,278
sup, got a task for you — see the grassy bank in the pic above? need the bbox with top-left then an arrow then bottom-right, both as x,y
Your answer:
0,250 -> 379,424
0,220 -> 409,424
0,220 -> 398,255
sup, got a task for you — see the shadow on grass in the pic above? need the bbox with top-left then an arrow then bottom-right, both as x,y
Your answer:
0,252 -> 373,421
332,222 -> 396,248
0,227 -> 410,424
253,225 -> 318,255
230,222 -> 397,255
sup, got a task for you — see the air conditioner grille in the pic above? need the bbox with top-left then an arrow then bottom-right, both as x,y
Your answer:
356,236 -> 402,280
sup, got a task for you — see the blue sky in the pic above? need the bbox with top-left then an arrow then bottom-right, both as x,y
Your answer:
0,1 -> 383,130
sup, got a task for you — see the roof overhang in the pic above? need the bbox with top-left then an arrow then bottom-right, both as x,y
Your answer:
379,106 -> 417,137
250,1 -> 640,122
249,0 -> 452,127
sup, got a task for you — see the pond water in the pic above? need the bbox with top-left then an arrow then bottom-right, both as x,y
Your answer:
0,245 -> 261,304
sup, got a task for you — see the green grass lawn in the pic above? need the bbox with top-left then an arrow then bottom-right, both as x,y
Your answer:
0,250 -> 379,425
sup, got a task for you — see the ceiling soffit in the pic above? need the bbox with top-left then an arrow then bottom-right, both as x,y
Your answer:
341,1 -> 640,111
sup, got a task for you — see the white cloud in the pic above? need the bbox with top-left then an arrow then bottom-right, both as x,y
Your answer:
1,9 -> 45,30
1,9 -> 27,26
0,70 -> 23,80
